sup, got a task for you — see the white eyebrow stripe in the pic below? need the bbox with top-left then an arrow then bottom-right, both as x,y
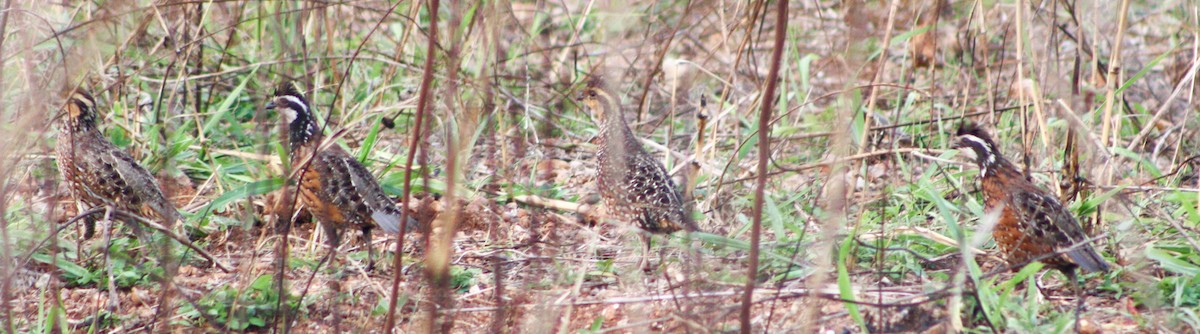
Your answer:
73,94 -> 94,108
282,95 -> 308,114
959,134 -> 989,148
959,134 -> 996,164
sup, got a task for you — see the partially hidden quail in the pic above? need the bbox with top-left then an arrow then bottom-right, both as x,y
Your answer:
56,89 -> 183,237
955,122 -> 1110,279
267,82 -> 416,269
579,79 -> 697,234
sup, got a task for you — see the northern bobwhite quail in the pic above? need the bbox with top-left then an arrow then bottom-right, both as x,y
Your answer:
955,122 -> 1110,279
56,89 -> 183,237
578,79 -> 697,234
267,82 -> 416,270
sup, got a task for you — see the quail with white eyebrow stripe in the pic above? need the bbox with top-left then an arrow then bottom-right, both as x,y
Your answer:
956,122 -> 1109,275
955,121 -> 1110,326
268,82 -> 417,270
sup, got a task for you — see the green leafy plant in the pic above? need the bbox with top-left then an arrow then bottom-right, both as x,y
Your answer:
180,274 -> 302,330
1159,275 -> 1200,308
32,236 -> 159,289
451,266 -> 482,294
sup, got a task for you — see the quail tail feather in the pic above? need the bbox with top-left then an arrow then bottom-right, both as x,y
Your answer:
370,210 -> 418,234
1066,246 -> 1110,273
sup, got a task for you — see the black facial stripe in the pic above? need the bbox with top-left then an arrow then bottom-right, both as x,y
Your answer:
73,100 -> 92,112
962,139 -> 990,154
72,91 -> 95,104
279,95 -> 309,111
958,134 -> 999,168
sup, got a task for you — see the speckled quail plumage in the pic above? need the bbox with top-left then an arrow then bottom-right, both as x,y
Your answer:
267,82 -> 416,269
579,80 -> 696,234
955,122 -> 1110,279
55,90 -> 182,237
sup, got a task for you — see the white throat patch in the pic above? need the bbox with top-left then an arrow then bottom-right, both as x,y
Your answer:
281,95 -> 308,123
281,108 -> 298,123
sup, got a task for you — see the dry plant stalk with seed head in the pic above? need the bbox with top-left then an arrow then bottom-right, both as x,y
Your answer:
267,82 -> 417,270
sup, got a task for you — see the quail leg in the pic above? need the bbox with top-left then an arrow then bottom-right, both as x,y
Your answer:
323,222 -> 342,269
1067,269 -> 1083,334
639,232 -> 652,273
362,226 -> 376,271
100,208 -> 119,312
83,214 -> 98,239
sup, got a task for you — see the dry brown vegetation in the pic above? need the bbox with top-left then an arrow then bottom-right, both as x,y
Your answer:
1,0 -> 1199,333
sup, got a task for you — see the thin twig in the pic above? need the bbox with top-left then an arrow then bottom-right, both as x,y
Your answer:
1093,0 -> 1133,259
427,0 -> 467,330
107,210 -> 232,273
740,0 -> 787,332
15,207 -> 229,273
1125,53 -> 1200,151
0,2 -> 16,329
385,0 -> 439,329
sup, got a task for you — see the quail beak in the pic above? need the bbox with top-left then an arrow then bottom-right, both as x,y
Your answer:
953,139 -> 979,160
952,137 -> 967,149
265,100 -> 277,110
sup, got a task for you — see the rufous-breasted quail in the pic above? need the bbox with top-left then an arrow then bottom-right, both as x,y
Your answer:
955,122 -> 1109,280
267,82 -> 416,270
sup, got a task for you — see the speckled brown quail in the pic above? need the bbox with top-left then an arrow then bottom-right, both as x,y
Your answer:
267,82 -> 416,270
578,79 -> 697,234
55,89 -> 183,237
955,122 -> 1109,278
